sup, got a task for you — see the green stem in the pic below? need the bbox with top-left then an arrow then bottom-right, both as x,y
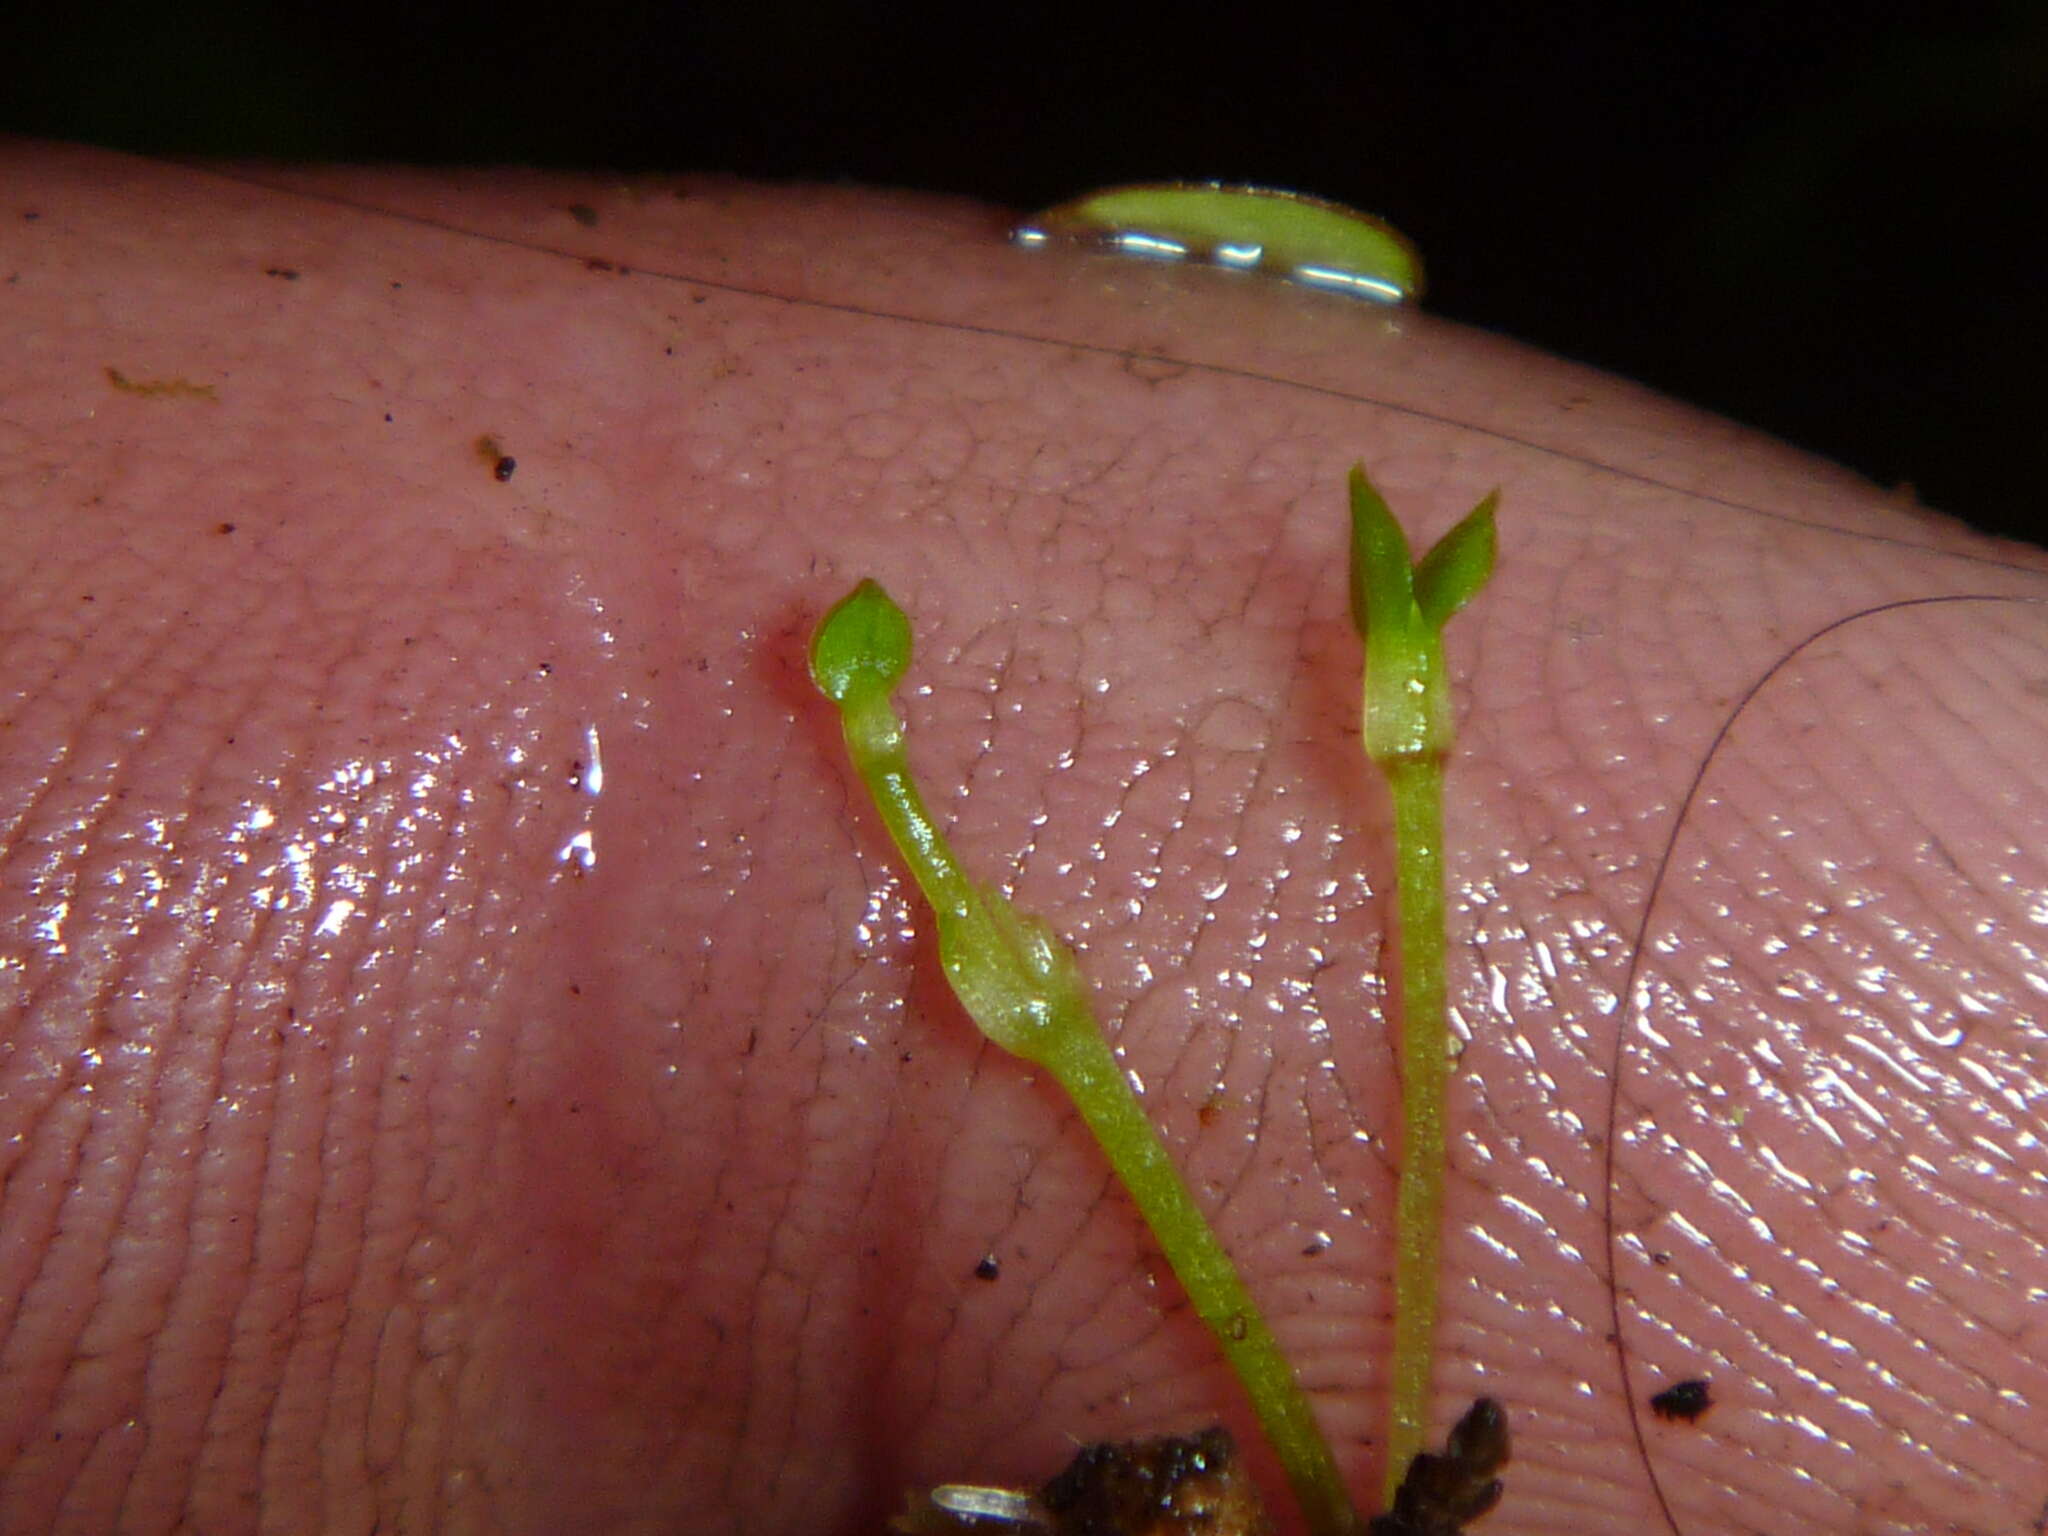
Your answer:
812,579 -> 1361,1536
1040,1018 -> 1356,1536
1382,751 -> 1448,1503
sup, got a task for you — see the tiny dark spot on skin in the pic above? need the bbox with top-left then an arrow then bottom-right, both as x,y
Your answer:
744,1027 -> 758,1056
1649,1379 -> 1713,1423
80,593 -> 94,602
537,661 -> 553,676
568,982 -> 581,996
23,211 -> 40,221
566,760 -> 584,790
264,266 -> 299,280
585,256 -> 616,273
494,455 -> 517,482
1651,1250 -> 1671,1266
973,1255 -> 1001,1281
567,203 -> 598,227
217,521 -> 237,535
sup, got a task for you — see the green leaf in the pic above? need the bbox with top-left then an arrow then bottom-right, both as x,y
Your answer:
809,577 -> 912,704
1413,493 -> 1498,630
1022,183 -> 1425,306
1346,464 -> 1418,644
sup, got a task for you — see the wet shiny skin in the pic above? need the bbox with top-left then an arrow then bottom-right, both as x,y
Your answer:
2,141 -> 2046,1535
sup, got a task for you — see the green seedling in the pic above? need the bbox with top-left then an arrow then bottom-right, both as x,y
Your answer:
812,578 -> 1360,1536
1345,465 -> 1498,1504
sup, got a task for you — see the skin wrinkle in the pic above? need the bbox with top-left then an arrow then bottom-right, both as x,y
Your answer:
24,559 -> 284,1528
320,560 -> 527,1528
166,759 -> 328,1532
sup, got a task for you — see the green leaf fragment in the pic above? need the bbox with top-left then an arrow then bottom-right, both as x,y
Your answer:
1018,182 -> 1425,305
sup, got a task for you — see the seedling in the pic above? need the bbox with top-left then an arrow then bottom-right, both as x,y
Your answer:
1345,466 -> 1498,1501
812,578 -> 1357,1536
813,466 -> 1499,1532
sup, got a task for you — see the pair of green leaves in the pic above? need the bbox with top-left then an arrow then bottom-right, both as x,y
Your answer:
1347,465 -> 1498,762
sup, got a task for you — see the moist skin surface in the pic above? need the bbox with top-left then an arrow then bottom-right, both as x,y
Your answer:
2,141 -> 2046,1535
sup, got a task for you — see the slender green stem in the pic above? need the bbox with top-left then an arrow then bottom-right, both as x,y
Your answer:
1042,1012 -> 1358,1536
812,579 -> 1360,1536
1382,751 -> 1448,1500
1344,466 -> 1497,1510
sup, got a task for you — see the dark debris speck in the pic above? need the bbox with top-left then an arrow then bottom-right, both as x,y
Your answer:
1369,1398 -> 1509,1536
1649,1379 -> 1713,1424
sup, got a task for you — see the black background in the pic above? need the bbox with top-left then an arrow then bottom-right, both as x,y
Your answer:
9,1 -> 2045,546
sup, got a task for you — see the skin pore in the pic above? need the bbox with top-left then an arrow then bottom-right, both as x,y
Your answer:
2,143 -> 2046,1535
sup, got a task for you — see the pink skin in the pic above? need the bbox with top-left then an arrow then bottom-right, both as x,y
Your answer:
1,140 -> 2045,1536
